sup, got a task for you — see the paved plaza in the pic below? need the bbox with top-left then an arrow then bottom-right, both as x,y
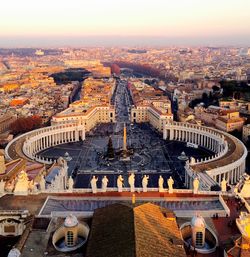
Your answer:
39,80 -> 214,189
39,122 -> 214,188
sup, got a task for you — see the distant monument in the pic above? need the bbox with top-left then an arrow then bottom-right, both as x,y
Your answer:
102,176 -> 109,192
90,176 -> 98,194
107,136 -> 115,159
158,175 -> 164,192
142,175 -> 149,192
168,176 -> 174,194
128,173 -> 135,192
117,175 -> 124,192
193,177 -> 199,194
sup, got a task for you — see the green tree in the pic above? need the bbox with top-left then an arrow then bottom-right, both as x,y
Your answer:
107,136 -> 115,159
11,115 -> 42,135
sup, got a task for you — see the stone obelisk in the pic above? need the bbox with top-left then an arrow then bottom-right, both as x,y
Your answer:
123,123 -> 127,156
121,123 -> 130,161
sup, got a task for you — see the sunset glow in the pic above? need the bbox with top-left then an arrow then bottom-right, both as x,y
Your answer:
0,0 -> 250,46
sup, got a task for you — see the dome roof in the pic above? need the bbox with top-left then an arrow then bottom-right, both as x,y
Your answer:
191,215 -> 205,228
64,214 -> 78,228
8,249 -> 21,257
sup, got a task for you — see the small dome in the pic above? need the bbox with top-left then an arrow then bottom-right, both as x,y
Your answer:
64,214 -> 78,227
191,215 -> 205,228
8,249 -> 21,257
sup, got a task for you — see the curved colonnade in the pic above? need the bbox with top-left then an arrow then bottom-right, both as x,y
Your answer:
5,121 -> 247,190
5,123 -> 85,164
163,122 -> 247,190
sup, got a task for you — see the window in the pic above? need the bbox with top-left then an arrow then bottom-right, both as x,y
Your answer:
4,225 -> 15,233
196,232 -> 203,247
67,230 -> 74,246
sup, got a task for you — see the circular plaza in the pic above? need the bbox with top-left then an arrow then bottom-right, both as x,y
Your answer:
36,122 -> 214,189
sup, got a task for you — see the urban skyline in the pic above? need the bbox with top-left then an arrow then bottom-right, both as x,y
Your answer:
1,1 -> 250,257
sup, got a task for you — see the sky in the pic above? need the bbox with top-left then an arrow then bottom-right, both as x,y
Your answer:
0,0 -> 250,47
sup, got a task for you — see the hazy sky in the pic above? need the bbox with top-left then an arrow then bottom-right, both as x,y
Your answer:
0,0 -> 250,47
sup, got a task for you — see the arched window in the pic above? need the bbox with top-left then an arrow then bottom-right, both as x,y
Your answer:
67,230 -> 74,246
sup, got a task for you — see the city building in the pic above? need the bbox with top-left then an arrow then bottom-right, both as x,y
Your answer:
243,124 -> 250,143
129,79 -> 173,131
0,114 -> 16,134
195,106 -> 246,132
51,78 -> 116,132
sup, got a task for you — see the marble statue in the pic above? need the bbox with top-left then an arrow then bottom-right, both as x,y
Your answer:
53,174 -> 61,191
193,177 -> 199,194
0,156 -> 6,175
128,173 -> 135,192
240,178 -> 250,197
39,175 -> 46,192
28,180 -> 35,193
117,175 -> 124,192
158,175 -> 164,193
57,156 -> 65,166
5,179 -> 15,193
68,176 -> 74,191
190,157 -> 196,165
102,176 -> 109,192
33,182 -> 38,193
14,170 -> 29,195
221,178 -> 227,192
142,175 -> 149,192
0,179 -> 5,194
167,176 -> 174,194
90,176 -> 98,194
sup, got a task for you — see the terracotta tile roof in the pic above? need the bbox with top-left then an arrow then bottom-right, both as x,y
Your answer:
134,203 -> 185,257
86,203 -> 135,257
86,202 -> 186,257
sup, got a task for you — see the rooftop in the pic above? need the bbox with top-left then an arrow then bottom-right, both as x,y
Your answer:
86,202 -> 186,257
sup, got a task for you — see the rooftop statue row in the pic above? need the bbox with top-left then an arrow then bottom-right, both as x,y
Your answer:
90,174 -> 175,194
89,174 -> 229,194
